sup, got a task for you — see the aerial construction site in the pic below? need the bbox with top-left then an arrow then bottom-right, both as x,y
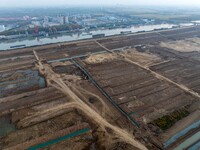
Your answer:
0,26 -> 200,150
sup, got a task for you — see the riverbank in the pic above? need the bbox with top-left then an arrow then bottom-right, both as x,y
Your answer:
0,23 -> 179,50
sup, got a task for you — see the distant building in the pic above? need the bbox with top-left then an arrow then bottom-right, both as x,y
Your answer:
43,16 -> 50,27
29,24 -> 35,28
0,35 -> 6,39
58,15 -> 65,25
44,16 -> 49,23
142,18 -> 155,23
31,17 -> 38,20
73,16 -> 77,22
0,25 -> 5,32
65,16 -> 69,24
32,21 -> 41,27
23,16 -> 30,20
43,22 -> 60,27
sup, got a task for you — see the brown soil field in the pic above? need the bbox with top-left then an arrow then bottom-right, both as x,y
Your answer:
160,37 -> 200,52
1,26 -> 200,149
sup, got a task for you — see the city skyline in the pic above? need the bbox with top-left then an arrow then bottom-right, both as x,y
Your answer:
1,0 -> 200,7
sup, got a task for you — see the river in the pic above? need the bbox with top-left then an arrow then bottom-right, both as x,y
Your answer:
0,23 -> 191,51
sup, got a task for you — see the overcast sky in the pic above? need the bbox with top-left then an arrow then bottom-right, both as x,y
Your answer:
1,0 -> 200,7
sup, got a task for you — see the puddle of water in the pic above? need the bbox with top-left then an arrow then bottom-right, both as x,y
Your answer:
0,69 -> 46,98
174,131 -> 200,150
164,120 -> 200,148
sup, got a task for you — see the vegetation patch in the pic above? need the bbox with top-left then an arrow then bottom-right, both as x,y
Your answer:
151,107 -> 190,131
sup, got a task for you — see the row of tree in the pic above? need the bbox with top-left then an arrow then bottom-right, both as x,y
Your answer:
0,23 -> 82,36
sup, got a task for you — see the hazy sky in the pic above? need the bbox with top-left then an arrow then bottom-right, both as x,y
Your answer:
1,0 -> 200,7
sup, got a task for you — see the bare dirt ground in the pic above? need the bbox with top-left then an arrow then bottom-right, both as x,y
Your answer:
1,55 -> 149,149
39,67 -> 146,149
118,49 -> 162,67
1,111 -> 83,148
44,133 -> 94,150
85,53 -> 117,64
0,56 -> 147,149
85,48 -> 162,67
33,50 -> 147,150
1,26 -> 200,150
160,37 -> 200,52
82,41 -> 200,149
83,56 -> 196,124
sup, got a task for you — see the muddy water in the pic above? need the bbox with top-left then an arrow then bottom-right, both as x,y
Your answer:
0,69 -> 46,98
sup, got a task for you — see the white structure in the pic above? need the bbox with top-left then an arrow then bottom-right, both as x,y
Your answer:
58,16 -> 65,25
65,16 -> 69,24
0,25 -> 5,32
44,16 -> 49,23
31,21 -> 41,27
73,16 -> 77,22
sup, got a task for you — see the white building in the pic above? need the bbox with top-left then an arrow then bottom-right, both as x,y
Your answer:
65,16 -> 69,24
0,25 -> 5,32
58,16 -> 65,25
44,16 -> 49,23
31,21 -> 41,27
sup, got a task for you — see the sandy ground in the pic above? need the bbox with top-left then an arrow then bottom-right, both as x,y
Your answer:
85,53 -> 117,64
85,48 -> 162,67
50,61 -> 72,68
119,49 -> 162,67
160,37 -> 200,52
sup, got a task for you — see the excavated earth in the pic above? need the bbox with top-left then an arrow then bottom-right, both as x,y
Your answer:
0,26 -> 200,150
